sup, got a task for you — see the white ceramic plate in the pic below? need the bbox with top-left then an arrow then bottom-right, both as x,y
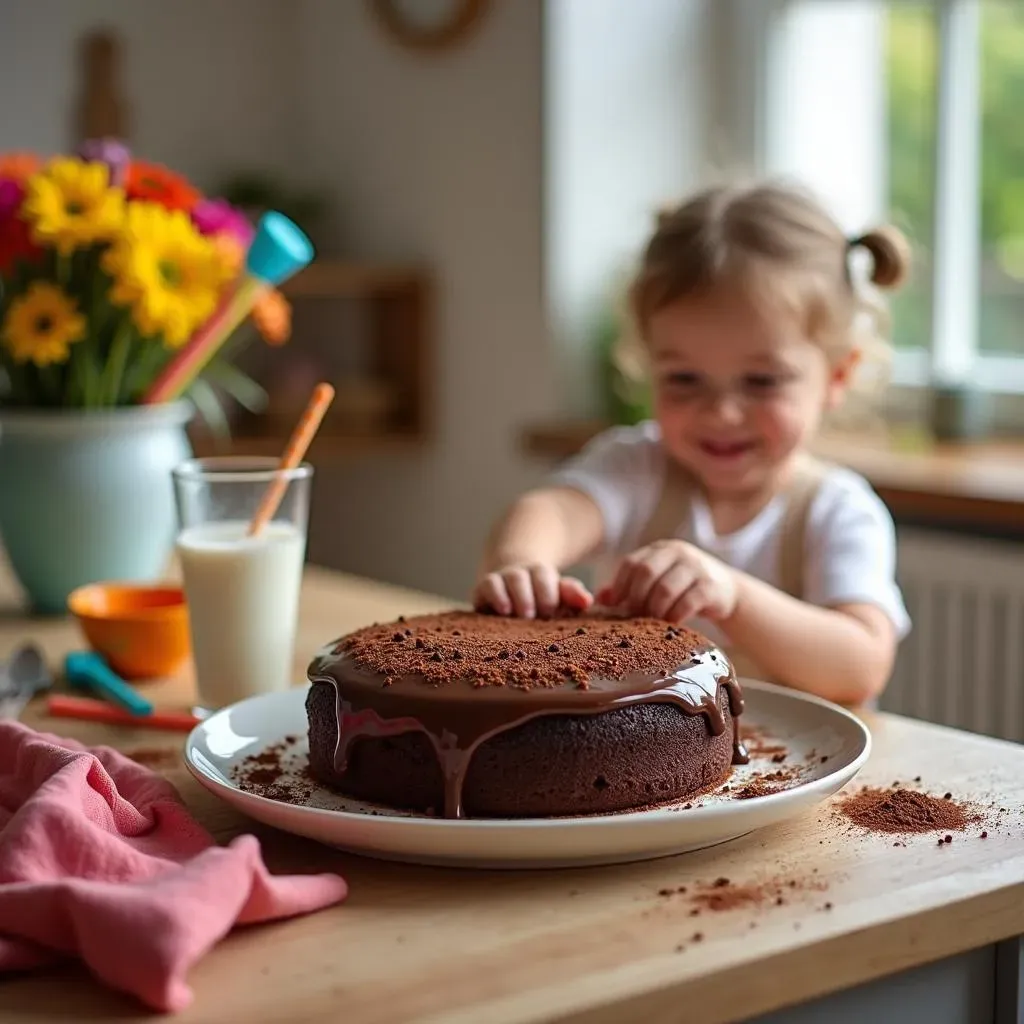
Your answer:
184,681 -> 870,869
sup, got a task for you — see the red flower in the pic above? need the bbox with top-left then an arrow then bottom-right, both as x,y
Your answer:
0,215 -> 42,275
126,160 -> 201,212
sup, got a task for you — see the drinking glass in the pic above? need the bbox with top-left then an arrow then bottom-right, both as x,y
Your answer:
171,457 -> 312,714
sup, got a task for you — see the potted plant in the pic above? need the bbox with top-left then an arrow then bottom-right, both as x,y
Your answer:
0,140 -> 298,613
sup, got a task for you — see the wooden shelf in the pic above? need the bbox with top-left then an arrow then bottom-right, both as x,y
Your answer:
224,259 -> 433,448
522,420 -> 612,459
281,261 -> 427,299
521,419 -> 1024,536
188,427 -> 422,461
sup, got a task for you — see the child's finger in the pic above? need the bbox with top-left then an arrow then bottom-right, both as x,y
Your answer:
559,577 -> 594,611
625,546 -> 679,612
604,552 -> 651,608
603,553 -> 641,607
647,564 -> 697,620
504,567 -> 536,618
666,579 -> 714,623
530,564 -> 560,618
475,574 -> 512,615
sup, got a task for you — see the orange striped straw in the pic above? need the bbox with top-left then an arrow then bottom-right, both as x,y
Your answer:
247,382 -> 335,537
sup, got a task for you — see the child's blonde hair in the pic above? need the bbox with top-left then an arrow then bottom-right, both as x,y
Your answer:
623,180 -> 910,397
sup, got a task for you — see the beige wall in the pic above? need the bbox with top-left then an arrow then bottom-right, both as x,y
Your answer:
0,0 -> 300,184
294,0 -> 555,600
0,0 -> 556,602
0,1 -> 720,603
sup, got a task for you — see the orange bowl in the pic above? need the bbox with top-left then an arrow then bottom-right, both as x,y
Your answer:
67,582 -> 190,680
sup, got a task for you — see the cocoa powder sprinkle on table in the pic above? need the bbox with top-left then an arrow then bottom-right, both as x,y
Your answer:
127,747 -> 180,769
689,876 -> 824,913
836,787 -> 979,834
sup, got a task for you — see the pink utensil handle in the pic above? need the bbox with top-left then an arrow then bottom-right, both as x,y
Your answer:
142,277 -> 264,404
47,694 -> 201,731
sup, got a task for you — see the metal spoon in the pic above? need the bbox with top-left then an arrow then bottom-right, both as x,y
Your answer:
0,643 -> 53,719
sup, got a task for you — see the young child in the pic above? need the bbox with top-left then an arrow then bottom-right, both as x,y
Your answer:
474,180 -> 912,705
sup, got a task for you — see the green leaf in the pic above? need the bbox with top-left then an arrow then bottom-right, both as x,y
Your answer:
188,377 -> 232,440
202,359 -> 268,413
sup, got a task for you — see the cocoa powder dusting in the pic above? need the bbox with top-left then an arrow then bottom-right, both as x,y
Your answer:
332,611 -> 717,690
127,747 -> 180,770
837,786 -> 980,834
242,766 -> 282,787
739,724 -> 789,761
734,764 -> 804,800
233,737 -> 313,805
689,876 -> 826,912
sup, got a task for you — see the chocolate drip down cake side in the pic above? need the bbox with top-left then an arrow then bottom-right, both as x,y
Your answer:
305,612 -> 747,819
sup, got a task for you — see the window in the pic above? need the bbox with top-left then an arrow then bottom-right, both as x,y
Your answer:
758,0 -> 1024,394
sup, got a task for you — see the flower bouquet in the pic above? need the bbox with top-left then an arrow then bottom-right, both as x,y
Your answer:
0,139 -> 315,613
0,139 -> 301,422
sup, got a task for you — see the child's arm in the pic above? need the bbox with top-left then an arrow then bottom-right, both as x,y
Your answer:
600,540 -> 895,704
720,577 -> 896,704
474,487 -> 605,617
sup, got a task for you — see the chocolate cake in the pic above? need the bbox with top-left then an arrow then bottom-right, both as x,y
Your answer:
305,612 -> 746,820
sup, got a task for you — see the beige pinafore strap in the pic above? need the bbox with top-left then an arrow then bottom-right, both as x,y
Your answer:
635,453 -> 828,680
635,455 -> 698,551
776,454 -> 828,601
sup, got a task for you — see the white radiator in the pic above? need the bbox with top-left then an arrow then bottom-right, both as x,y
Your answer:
882,527 -> 1024,742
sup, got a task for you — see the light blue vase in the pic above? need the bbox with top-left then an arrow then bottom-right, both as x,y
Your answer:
0,401 -> 193,614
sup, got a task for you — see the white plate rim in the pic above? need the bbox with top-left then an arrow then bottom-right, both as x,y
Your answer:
183,678 -> 872,830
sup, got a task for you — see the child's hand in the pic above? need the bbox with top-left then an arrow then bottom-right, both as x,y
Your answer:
598,540 -> 738,623
474,564 -> 594,619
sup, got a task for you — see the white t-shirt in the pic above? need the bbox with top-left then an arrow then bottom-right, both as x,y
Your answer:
549,421 -> 911,648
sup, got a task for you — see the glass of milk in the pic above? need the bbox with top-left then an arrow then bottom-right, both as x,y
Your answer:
172,457 -> 312,714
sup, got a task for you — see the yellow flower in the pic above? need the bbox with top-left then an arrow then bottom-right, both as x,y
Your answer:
22,157 -> 125,256
2,282 -> 86,366
102,201 -> 234,347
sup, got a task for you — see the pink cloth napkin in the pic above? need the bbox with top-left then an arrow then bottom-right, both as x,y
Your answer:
0,720 -> 347,1012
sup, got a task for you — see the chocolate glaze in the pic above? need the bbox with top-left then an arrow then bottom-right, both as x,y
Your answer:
307,641 -> 746,819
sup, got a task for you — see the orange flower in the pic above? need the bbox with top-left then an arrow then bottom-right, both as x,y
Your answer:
126,160 -> 201,212
211,233 -> 245,277
252,289 -> 291,346
0,153 -> 41,184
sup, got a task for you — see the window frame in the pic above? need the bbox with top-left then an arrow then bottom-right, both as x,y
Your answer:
739,0 -> 1024,397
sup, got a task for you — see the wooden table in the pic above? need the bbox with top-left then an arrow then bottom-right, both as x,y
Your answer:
2,562 -> 1024,1023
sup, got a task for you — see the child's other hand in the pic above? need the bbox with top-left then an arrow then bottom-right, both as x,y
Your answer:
597,540 -> 738,623
474,564 -> 594,619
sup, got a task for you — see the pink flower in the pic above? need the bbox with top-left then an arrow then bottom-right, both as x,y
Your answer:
191,199 -> 254,248
77,138 -> 131,187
